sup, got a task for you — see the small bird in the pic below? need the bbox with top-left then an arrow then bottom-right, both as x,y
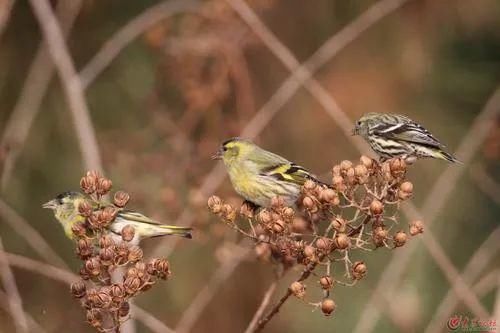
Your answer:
212,138 -> 324,207
43,191 -> 192,243
353,112 -> 460,163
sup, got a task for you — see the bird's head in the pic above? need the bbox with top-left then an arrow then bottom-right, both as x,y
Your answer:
42,191 -> 86,225
352,113 -> 381,137
212,137 -> 256,167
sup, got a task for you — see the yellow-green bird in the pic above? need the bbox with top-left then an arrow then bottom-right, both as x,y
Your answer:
212,138 -> 324,208
43,191 -> 192,243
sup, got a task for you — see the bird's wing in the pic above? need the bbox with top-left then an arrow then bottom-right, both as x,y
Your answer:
260,162 -> 317,186
373,119 -> 444,148
117,210 -> 161,225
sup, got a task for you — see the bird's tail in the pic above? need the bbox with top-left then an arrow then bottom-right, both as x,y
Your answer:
436,149 -> 462,164
156,225 -> 193,239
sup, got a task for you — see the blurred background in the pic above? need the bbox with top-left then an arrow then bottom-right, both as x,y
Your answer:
0,0 -> 499,332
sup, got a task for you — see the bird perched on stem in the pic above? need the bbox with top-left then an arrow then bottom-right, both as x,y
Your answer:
43,191 -> 192,243
353,112 -> 460,163
212,138 -> 325,207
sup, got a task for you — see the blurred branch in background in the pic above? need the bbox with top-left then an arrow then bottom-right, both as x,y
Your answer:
175,245 -> 252,333
28,0 -> 102,173
244,280 -> 278,333
0,237 -> 28,333
0,290 -> 46,333
354,86 -> 500,333
469,163 -> 500,206
0,0 -> 15,38
0,198 -> 67,268
0,251 -> 176,333
425,227 -> 500,333
0,0 -> 84,191
79,0 -> 201,89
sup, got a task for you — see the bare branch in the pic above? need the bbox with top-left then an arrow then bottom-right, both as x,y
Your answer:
0,0 -> 15,39
175,247 -> 251,333
28,0 -> 102,172
0,290 -> 47,333
425,227 -> 500,333
244,281 -> 278,333
469,163 -> 500,206
0,238 -> 28,333
354,87 -> 500,333
0,0 -> 84,191
79,0 -> 200,88
0,197 -> 67,268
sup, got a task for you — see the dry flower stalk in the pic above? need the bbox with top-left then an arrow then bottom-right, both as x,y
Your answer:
208,156 -> 424,331
71,171 -> 172,333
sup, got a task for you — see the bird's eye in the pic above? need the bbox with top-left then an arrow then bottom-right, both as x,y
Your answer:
222,146 -> 228,152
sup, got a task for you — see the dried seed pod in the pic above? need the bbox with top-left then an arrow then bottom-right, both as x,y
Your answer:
291,217 -> 309,233
372,227 -> 388,247
304,180 -> 317,191
319,188 -> 337,203
121,225 -> 136,242
332,175 -> 346,191
316,237 -> 331,251
281,207 -> 295,220
409,220 -> 424,235
109,284 -> 125,302
370,199 -> 384,216
271,196 -> 285,208
240,201 -> 255,219
321,298 -> 336,316
352,261 -> 367,280
128,246 -> 143,262
303,245 -> 316,258
98,235 -> 115,248
272,219 -> 286,233
319,276 -> 334,290
96,178 -> 112,195
113,191 -> 130,207
400,181 -> 413,193
340,160 -> 353,171
84,257 -> 101,277
360,155 -> 373,169
101,206 -> 117,224
123,276 -> 141,295
393,231 -> 408,247
331,217 -> 347,233
332,165 -> 341,176
207,196 -> 222,212
76,239 -> 93,259
86,309 -> 103,328
302,196 -> 315,210
92,291 -> 112,308
78,200 -> 93,217
71,223 -> 87,239
290,281 -> 305,298
80,175 -> 96,194
153,258 -> 170,279
118,301 -> 130,317
334,233 -> 351,250
70,281 -> 87,298
99,247 -> 115,265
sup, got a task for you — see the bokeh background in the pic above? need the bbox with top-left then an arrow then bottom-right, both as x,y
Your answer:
0,0 -> 499,332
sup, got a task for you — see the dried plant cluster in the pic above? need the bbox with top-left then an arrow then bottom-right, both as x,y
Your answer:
70,171 -> 172,333
208,156 -> 424,319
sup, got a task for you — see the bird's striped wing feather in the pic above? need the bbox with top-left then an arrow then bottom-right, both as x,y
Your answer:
373,121 -> 444,148
117,210 -> 161,225
260,163 -> 315,186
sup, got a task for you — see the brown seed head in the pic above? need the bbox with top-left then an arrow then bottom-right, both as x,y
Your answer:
70,281 -> 87,298
123,276 -> 141,295
321,298 -> 336,316
340,160 -> 353,171
84,257 -> 101,277
240,201 -> 255,219
96,178 -> 112,195
393,231 -> 408,247
153,258 -> 170,279
316,237 -> 331,251
332,165 -> 341,176
86,309 -> 103,328
207,195 -> 222,211
370,199 -> 384,215
118,301 -> 130,317
78,200 -> 93,217
99,247 -> 115,265
110,284 -> 125,301
303,245 -> 316,258
352,261 -> 367,280
92,290 -> 112,308
334,233 -> 351,250
121,225 -> 136,242
113,191 -> 130,207
272,219 -> 286,233
409,220 -> 424,235
332,175 -> 346,191
80,175 -> 96,194
290,281 -> 306,298
304,180 -> 317,191
319,276 -> 334,290
319,188 -> 337,204
76,239 -> 93,259
71,223 -> 87,239
281,207 -> 295,220
128,246 -> 143,262
101,206 -> 117,224
400,181 -> 413,193
360,155 -> 374,169
331,217 -> 347,232
98,235 -> 115,248
372,227 -> 388,247
271,196 -> 285,208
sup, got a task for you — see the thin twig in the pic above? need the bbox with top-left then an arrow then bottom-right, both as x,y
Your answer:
0,197 -> 68,268
244,281 -> 278,333
0,0 -> 84,191
175,247 -> 252,333
469,163 -> 500,206
425,227 -> 500,333
420,232 -> 489,318
0,238 -> 29,333
0,0 -> 15,39
354,87 -> 500,333
28,0 -> 102,173
0,251 -> 176,333
79,0 -> 200,88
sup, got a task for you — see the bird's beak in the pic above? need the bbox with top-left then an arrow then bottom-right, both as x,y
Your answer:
42,199 -> 57,209
211,148 -> 223,160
